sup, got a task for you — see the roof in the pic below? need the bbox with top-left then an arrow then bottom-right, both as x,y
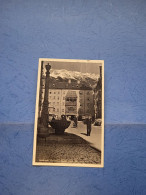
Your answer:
48,81 -> 92,90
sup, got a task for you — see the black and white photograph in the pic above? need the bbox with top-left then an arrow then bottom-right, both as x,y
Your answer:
33,59 -> 104,167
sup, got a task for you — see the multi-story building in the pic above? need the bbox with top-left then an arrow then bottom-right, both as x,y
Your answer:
39,78 -> 94,120
65,90 -> 78,117
94,66 -> 102,119
78,89 -> 94,118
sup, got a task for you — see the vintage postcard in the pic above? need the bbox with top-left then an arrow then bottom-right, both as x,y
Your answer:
33,59 -> 104,167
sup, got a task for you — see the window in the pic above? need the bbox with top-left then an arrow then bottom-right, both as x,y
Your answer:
57,102 -> 59,105
54,91 -> 56,94
66,98 -> 76,102
58,97 -> 59,100
62,109 -> 64,112
68,107 -> 74,111
49,91 -> 51,94
63,97 -> 65,100
54,96 -> 55,99
58,91 -> 60,94
57,108 -> 59,112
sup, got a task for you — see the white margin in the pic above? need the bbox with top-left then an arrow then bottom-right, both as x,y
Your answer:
32,58 -> 104,168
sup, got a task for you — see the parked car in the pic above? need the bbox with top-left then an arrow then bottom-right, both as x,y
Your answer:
94,119 -> 102,126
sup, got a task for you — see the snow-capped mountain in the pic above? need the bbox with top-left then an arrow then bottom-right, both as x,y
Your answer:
50,69 -> 99,82
42,68 -> 99,88
49,69 -> 99,88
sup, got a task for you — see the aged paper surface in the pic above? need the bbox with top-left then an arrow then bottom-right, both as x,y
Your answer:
33,59 -> 104,167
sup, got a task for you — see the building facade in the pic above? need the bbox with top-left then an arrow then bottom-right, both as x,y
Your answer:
94,66 -> 102,119
39,78 -> 94,119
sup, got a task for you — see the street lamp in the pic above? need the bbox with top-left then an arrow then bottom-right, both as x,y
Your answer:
41,63 -> 51,129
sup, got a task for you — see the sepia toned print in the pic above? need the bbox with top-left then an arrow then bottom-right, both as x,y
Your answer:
33,59 -> 104,167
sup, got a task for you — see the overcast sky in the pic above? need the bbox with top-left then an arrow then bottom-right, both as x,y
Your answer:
43,60 -> 101,75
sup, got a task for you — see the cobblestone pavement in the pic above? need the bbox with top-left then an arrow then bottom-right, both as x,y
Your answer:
36,133 -> 101,165
66,121 -> 102,151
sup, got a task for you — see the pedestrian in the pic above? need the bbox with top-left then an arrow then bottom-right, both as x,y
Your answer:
74,116 -> 78,127
86,116 -> 92,136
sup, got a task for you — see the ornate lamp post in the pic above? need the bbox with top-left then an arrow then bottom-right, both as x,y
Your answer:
39,62 -> 71,135
41,63 -> 51,128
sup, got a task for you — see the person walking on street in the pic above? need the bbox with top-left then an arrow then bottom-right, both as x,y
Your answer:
86,116 -> 92,136
74,116 -> 78,127
73,116 -> 78,128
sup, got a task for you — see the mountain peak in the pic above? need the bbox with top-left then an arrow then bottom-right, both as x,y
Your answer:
50,69 -> 99,81
48,69 -> 99,89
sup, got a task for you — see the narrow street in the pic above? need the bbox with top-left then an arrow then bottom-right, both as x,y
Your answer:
66,121 -> 102,151
36,121 -> 102,165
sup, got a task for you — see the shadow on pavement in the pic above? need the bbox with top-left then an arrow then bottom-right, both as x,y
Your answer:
80,133 -> 88,136
37,132 -> 100,153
